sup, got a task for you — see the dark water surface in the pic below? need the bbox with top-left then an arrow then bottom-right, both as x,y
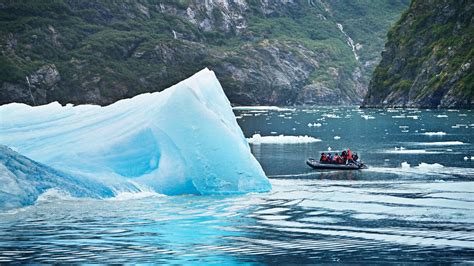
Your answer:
1,107 -> 473,263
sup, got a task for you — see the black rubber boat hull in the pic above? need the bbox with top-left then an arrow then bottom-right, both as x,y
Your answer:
306,158 -> 367,170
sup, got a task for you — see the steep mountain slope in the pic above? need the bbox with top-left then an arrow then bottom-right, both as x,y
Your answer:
0,0 -> 408,106
363,0 -> 473,108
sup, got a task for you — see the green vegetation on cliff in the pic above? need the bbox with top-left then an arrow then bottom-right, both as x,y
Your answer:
363,0 -> 473,108
0,0 -> 408,106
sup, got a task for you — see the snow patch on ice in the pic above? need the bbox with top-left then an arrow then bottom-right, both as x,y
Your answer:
36,189 -> 76,203
109,191 -> 163,201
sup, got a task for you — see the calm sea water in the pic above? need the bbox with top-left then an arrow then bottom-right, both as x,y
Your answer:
1,107 -> 473,263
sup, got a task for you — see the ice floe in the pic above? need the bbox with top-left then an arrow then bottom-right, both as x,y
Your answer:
412,141 -> 465,146
385,149 -> 440,154
232,106 -> 295,111
247,134 -> 322,144
361,115 -> 375,120
423,132 -> 447,136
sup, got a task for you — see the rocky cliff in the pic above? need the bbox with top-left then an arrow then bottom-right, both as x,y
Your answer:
0,0 -> 408,106
362,0 -> 473,108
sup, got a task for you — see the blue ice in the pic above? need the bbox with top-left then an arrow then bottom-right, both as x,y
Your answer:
0,68 -> 271,207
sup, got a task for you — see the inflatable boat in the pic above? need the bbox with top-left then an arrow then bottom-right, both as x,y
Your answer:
306,158 -> 367,170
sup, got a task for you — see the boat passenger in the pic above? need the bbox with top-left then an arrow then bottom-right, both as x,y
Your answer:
327,153 -> 333,162
341,151 -> 347,163
320,153 -> 328,162
334,153 -> 343,164
353,153 -> 359,162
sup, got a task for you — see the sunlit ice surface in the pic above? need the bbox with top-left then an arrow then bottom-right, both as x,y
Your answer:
0,68 -> 270,210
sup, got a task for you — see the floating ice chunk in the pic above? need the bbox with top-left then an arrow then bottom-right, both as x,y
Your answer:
413,141 -> 465,146
233,106 -> 295,111
416,163 -> 444,169
0,68 -> 271,196
435,115 -> 448,118
388,149 -> 438,154
401,162 -> 410,168
334,136 -> 341,140
392,115 -> 406,118
322,113 -> 341,118
424,132 -> 447,136
308,122 -> 322,127
361,115 -> 375,120
399,162 -> 444,170
247,134 -> 322,144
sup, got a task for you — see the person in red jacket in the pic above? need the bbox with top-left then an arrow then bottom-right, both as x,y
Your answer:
320,153 -> 327,162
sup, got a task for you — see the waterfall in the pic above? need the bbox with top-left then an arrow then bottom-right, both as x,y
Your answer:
336,23 -> 359,61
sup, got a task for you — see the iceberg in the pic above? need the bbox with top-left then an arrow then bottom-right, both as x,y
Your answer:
0,68 -> 271,202
0,145 -> 115,210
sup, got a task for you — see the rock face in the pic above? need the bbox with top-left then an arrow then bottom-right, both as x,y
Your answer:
0,0 -> 408,106
362,0 -> 473,109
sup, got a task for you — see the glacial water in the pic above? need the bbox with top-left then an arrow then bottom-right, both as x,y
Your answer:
1,107 -> 473,263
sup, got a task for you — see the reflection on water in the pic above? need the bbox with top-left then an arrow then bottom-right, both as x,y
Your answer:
1,107 -> 474,263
